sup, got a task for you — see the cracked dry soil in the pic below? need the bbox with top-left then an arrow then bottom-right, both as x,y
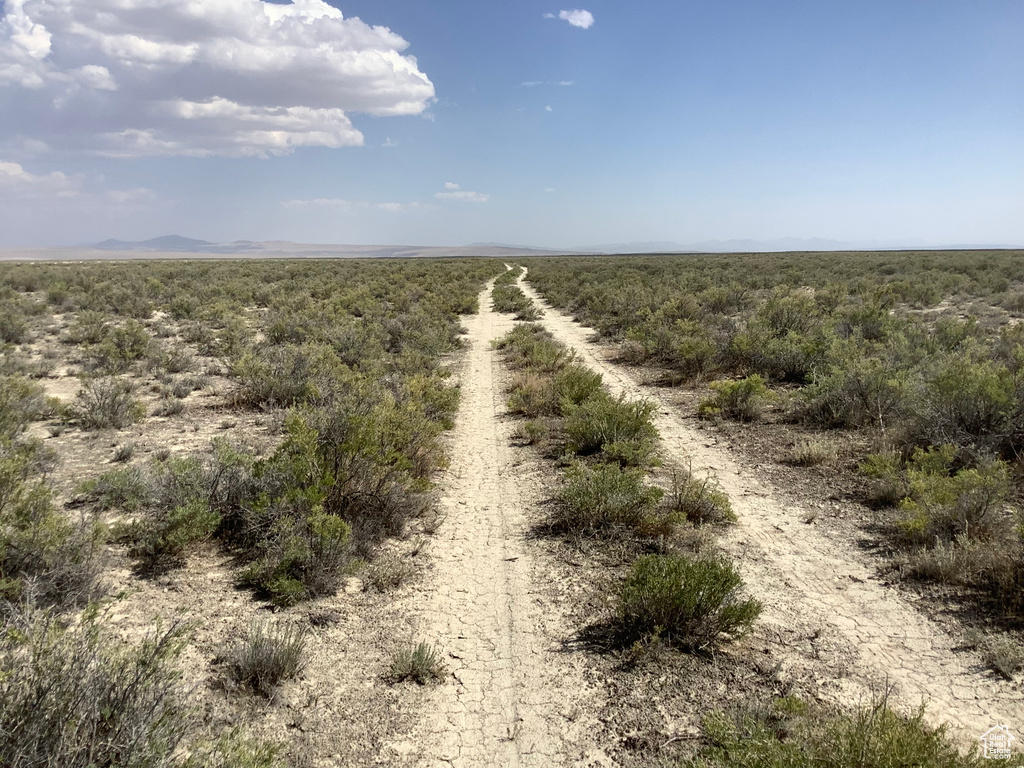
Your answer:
516,270 -> 1024,748
404,278 -> 609,767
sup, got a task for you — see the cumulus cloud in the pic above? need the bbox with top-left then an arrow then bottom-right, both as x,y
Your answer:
434,181 -> 489,203
0,159 -> 82,201
548,9 -> 594,29
0,0 -> 435,157
0,158 -> 153,206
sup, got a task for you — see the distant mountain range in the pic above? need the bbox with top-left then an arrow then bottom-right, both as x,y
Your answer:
570,238 -> 1024,253
94,235 -> 215,252
65,237 -> 556,260
3,235 -> 1010,262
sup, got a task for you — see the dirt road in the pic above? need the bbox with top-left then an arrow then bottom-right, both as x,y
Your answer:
407,278 -> 606,767
516,270 -> 1024,746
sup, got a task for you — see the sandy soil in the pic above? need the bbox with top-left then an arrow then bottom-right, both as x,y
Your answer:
516,270 -> 1024,748
397,278 -> 610,767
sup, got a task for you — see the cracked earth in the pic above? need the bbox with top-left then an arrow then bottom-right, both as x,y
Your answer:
515,269 -> 1024,747
407,277 -> 608,767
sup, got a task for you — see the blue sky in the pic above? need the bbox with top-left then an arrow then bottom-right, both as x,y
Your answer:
0,0 -> 1021,247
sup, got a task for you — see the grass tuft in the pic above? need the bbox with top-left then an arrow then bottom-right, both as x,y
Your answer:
389,641 -> 446,684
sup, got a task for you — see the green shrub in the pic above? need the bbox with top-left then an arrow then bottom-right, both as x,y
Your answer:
120,500 -> 221,572
515,304 -> 541,321
507,372 -> 555,417
732,330 -> 826,384
800,354 -> 912,429
0,607 -> 191,768
0,305 -> 28,344
64,310 -> 110,346
563,393 -> 658,467
0,376 -> 49,436
896,447 -> 1013,547
495,323 -> 574,372
910,354 -> 1016,459
756,291 -> 819,338
662,468 -> 735,525
858,451 -> 907,509
85,319 -> 154,374
182,731 -> 283,768
2,440 -> 106,610
507,364 -> 603,417
491,281 -> 535,316
552,364 -> 604,412
238,507 -> 352,606
616,552 -> 761,650
514,419 -> 550,445
389,641 -> 446,684
555,461 -> 663,532
687,695 -> 984,768
222,619 -> 307,699
70,377 -> 145,430
698,375 -> 773,422
160,342 -> 195,374
229,342 -> 351,408
78,465 -> 150,512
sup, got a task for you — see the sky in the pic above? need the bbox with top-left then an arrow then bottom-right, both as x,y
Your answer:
0,0 -> 1022,248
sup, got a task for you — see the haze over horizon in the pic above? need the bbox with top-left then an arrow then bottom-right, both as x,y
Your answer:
1,1 -> 1021,249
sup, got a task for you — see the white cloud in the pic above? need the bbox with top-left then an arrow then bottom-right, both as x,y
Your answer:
557,10 -> 594,29
520,80 -> 573,87
0,0 -> 435,157
545,105 -> 553,112
0,158 -> 154,209
282,197 -> 430,213
0,159 -> 79,197
434,182 -> 489,203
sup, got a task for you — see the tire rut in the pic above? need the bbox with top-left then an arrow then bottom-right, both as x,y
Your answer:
408,279 -> 604,768
516,270 -> 1024,746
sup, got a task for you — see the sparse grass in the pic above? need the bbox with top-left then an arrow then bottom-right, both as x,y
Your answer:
389,641 -> 446,684
786,437 -> 836,466
112,441 -> 136,463
513,419 -> 550,445
222,619 -> 307,699
153,397 -> 186,417
363,552 -> 416,592
686,694 -> 987,768
970,632 -> 1024,680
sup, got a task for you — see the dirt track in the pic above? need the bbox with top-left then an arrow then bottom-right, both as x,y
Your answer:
406,278 -> 607,767
515,270 -> 1024,747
